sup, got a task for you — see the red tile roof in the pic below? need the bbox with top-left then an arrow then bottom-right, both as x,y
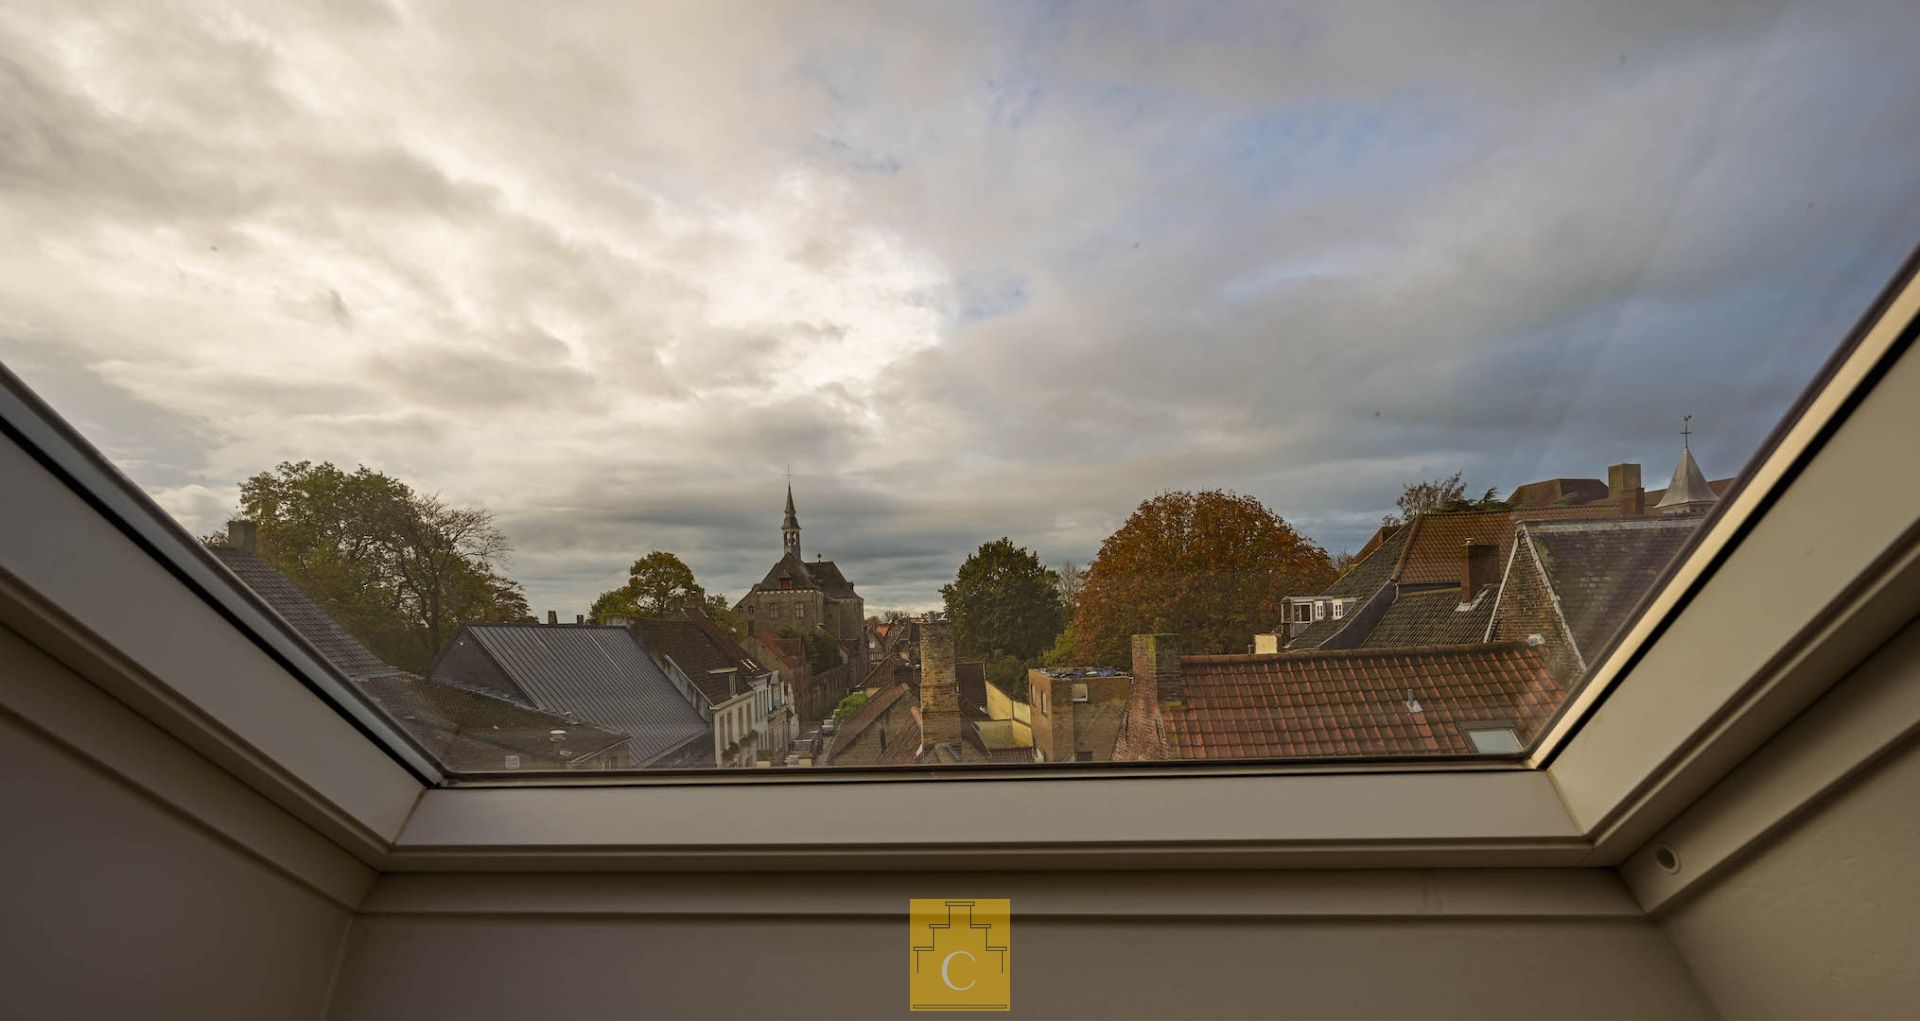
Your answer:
1164,642 -> 1564,759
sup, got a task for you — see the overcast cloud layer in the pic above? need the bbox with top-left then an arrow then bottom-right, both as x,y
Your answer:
4,1 -> 1918,612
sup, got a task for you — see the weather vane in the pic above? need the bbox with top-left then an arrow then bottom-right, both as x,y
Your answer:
1682,415 -> 1693,451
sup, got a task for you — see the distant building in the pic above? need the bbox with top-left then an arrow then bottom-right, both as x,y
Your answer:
823,619 -> 1037,766
1027,668 -> 1131,762
212,523 -> 628,772
735,485 -> 866,673
632,611 -> 790,767
1272,448 -> 1727,653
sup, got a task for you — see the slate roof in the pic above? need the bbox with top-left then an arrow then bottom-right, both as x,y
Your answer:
750,550 -> 860,599
443,624 -> 710,766
1288,526 -> 1412,647
212,548 -> 627,769
631,610 -> 765,705
805,559 -> 858,598
1164,643 -> 1564,759
1362,586 -> 1498,647
212,548 -> 388,677
1523,517 -> 1701,659
825,680 -> 914,764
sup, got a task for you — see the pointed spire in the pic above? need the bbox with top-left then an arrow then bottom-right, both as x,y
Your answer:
781,483 -> 801,556
1655,419 -> 1718,514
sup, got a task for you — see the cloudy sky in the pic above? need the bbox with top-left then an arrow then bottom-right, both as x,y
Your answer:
4,1 -> 1918,613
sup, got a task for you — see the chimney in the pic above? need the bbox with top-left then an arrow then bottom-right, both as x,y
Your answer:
547,610 -> 559,625
575,614 -> 585,625
919,618 -> 962,749
227,520 -> 258,554
1130,633 -> 1183,706
1117,633 -> 1181,762
1462,540 -> 1499,602
1608,462 -> 1644,515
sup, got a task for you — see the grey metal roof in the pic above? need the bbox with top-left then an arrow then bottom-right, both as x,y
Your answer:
213,547 -> 630,770
459,624 -> 710,766
1655,447 -> 1719,511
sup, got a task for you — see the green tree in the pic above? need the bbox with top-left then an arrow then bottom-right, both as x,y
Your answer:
591,550 -> 707,621
232,460 -> 526,671
1072,490 -> 1334,666
1381,472 -> 1509,527
702,593 -> 744,637
984,653 -> 1029,700
832,691 -> 869,723
1040,624 -> 1077,668
940,538 -> 1066,661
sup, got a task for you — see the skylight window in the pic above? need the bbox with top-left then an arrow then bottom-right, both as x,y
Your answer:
2,1 -> 1916,778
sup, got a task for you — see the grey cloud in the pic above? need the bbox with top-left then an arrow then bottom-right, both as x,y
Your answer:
3,1 -> 1917,614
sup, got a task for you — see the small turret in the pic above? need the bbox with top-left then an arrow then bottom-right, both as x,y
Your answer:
1655,416 -> 1719,515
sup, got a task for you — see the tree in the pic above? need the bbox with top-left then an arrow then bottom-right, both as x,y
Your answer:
591,550 -> 706,622
1072,490 -> 1335,666
984,653 -> 1029,700
780,624 -> 845,673
940,538 -> 1066,661
232,460 -> 527,671
1328,548 -> 1358,575
1054,561 -> 1086,611
1381,472 -> 1508,527
702,593 -> 744,637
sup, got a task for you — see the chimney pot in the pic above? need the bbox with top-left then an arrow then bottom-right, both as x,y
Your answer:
227,520 -> 258,554
575,614 -> 585,625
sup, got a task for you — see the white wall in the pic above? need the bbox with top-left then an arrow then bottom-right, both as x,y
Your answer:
327,870 -> 1714,1020
0,628 -> 356,1019
1656,721 -> 1920,1018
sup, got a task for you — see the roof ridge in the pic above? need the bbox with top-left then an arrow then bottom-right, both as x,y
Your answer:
1388,514 -> 1425,582
1183,640 -> 1530,665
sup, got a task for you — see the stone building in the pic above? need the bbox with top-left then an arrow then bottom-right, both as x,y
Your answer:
735,485 -> 866,671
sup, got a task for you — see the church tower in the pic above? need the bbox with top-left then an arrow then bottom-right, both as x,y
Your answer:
781,484 -> 801,557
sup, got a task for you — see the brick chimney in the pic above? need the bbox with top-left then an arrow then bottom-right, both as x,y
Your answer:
547,610 -> 559,625
227,520 -> 257,554
1608,462 -> 1644,515
919,618 -> 962,749
1119,633 -> 1181,761
1462,540 -> 1500,601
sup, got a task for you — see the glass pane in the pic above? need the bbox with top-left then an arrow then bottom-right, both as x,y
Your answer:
4,2 -> 1916,773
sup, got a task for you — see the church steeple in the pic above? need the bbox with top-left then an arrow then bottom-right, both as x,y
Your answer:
781,484 -> 801,557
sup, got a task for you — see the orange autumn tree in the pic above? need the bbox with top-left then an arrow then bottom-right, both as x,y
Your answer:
1071,490 -> 1335,665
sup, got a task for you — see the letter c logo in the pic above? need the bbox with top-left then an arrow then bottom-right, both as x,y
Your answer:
940,950 -> 976,991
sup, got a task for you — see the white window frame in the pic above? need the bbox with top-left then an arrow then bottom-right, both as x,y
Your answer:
1,256 -> 1916,880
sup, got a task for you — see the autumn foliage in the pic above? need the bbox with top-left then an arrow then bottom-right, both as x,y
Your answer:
1071,490 -> 1334,665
